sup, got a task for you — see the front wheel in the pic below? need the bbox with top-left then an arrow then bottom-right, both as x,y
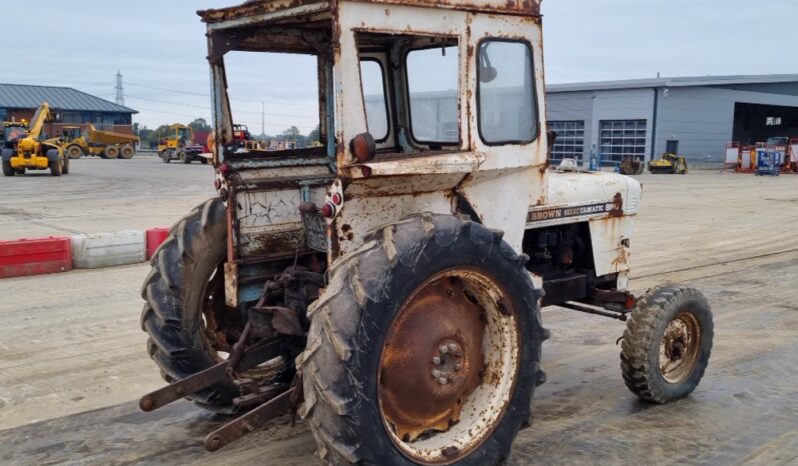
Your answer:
49,151 -> 63,176
300,215 -> 544,465
621,285 -> 713,403
2,161 -> 14,176
66,145 -> 83,159
159,151 -> 170,163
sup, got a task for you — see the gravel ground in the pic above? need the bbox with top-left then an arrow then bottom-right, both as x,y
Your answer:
0,170 -> 797,465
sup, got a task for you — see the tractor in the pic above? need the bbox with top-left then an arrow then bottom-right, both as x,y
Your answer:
139,1 -> 714,464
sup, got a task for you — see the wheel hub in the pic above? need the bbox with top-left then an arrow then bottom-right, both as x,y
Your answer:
379,277 -> 484,443
659,312 -> 701,384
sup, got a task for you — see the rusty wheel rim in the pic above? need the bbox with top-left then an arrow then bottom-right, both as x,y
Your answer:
378,268 -> 520,464
659,311 -> 702,384
199,263 -> 282,380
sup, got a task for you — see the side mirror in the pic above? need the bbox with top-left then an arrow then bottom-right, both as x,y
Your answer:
479,65 -> 498,83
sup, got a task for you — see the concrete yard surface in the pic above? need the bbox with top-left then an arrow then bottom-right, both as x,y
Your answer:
1,171 -> 798,465
0,154 -> 215,239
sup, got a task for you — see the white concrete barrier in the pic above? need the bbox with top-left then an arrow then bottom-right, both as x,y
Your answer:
71,231 -> 146,269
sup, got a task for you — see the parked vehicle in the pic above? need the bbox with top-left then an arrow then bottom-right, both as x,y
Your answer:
61,124 -> 139,159
157,124 -> 206,164
2,102 -> 68,176
139,2 -> 714,464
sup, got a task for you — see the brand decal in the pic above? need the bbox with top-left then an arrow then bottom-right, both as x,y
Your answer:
527,198 -> 622,223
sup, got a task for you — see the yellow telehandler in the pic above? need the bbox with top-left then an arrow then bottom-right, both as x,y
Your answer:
2,102 -> 68,176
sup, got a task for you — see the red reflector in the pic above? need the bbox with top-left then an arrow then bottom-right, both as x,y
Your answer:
219,163 -> 232,177
320,202 -> 335,218
213,179 -> 221,190
331,193 -> 342,205
361,165 -> 372,177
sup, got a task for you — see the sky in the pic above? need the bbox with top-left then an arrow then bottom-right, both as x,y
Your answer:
3,0 -> 796,132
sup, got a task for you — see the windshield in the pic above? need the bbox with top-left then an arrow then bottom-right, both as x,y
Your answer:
4,126 -> 26,142
223,51 -> 320,152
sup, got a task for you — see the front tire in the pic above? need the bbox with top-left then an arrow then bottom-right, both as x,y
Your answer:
621,285 -> 713,403
66,145 -> 83,159
2,161 -> 14,176
300,215 -> 543,465
48,151 -> 63,176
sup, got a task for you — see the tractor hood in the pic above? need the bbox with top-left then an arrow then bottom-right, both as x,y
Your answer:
544,171 -> 642,216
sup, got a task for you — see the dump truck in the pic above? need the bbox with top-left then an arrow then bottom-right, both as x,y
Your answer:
2,102 -> 68,176
157,124 -> 207,164
139,1 -> 715,464
62,124 -> 139,159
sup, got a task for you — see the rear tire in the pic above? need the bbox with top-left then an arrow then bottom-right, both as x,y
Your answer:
104,145 -> 119,159
621,285 -> 713,404
140,197 -> 240,412
120,145 -> 135,159
62,155 -> 70,174
2,161 -> 14,176
300,215 -> 544,465
179,151 -> 190,164
160,151 -> 170,163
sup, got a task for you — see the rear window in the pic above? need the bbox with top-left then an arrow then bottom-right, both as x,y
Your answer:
406,46 -> 459,144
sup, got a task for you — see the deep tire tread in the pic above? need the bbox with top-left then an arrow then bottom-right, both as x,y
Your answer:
140,197 -> 237,411
301,214 -> 543,465
621,285 -> 713,404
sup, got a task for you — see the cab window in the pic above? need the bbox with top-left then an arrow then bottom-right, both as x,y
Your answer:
359,60 -> 389,142
477,40 -> 538,145
406,46 -> 459,145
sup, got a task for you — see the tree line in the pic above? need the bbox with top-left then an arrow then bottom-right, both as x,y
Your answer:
134,119 -> 320,149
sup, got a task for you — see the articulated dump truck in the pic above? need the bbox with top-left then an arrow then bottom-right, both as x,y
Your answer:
139,1 -> 715,464
62,124 -> 139,159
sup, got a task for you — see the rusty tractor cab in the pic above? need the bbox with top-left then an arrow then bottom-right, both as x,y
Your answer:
139,1 -> 714,464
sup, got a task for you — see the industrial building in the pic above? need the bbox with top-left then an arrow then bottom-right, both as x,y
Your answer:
546,74 -> 798,166
0,83 -> 137,137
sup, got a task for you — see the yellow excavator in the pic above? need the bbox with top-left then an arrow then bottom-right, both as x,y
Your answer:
648,152 -> 688,175
2,102 -> 68,176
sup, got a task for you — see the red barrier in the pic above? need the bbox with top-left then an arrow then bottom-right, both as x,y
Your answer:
0,237 -> 72,279
146,228 -> 170,259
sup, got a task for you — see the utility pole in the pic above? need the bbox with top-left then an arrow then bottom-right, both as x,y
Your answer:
261,101 -> 265,138
115,70 -> 125,106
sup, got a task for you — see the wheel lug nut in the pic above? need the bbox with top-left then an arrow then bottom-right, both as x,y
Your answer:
448,343 -> 459,353
439,345 -> 449,354
432,356 -> 441,365
438,377 -> 448,385
454,363 -> 462,372
432,369 -> 442,378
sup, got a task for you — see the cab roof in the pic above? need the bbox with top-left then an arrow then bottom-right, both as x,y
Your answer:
198,0 -> 541,24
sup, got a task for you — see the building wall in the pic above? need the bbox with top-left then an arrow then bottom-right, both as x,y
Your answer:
654,87 -> 734,161
546,82 -> 798,164
545,90 -> 593,162
655,86 -> 798,162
